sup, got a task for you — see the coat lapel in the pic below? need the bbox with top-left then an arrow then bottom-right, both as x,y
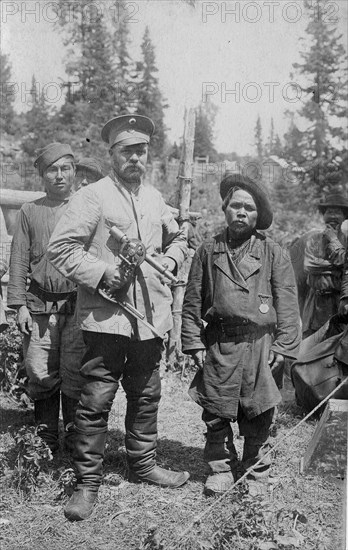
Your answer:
212,233 -> 262,290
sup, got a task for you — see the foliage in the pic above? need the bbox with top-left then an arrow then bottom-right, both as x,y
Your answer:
0,314 -> 28,404
0,53 -> 17,135
10,424 -> 53,495
254,115 -> 264,160
136,26 -> 168,158
194,99 -> 218,162
289,0 -> 348,194
51,0 -> 134,159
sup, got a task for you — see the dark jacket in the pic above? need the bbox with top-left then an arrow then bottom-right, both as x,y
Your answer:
182,230 -> 301,419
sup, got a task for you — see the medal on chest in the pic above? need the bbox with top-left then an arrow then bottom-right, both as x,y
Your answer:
258,294 -> 270,314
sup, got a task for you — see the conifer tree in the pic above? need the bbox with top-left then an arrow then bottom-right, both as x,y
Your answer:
22,76 -> 53,158
194,99 -> 218,162
0,53 -> 17,135
53,0 -> 133,157
254,115 -> 263,160
136,26 -> 167,158
291,0 -> 348,193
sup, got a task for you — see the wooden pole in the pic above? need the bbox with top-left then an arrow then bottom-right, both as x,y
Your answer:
167,107 -> 196,370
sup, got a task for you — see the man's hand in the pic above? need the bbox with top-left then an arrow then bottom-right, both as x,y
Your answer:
161,257 -> 176,273
268,351 -> 285,371
17,306 -> 33,335
338,297 -> 348,317
191,349 -> 205,369
102,264 -> 131,290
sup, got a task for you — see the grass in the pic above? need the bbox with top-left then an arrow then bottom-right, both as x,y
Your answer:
0,371 -> 345,550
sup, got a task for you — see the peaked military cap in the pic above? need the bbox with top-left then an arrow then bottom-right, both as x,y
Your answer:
34,142 -> 74,176
318,193 -> 348,218
220,173 -> 273,230
101,114 -> 155,147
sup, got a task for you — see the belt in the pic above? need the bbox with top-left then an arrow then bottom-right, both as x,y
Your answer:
210,318 -> 273,338
314,289 -> 340,296
28,280 -> 77,303
211,318 -> 251,336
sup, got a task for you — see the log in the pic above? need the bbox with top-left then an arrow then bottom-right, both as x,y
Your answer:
167,107 -> 196,369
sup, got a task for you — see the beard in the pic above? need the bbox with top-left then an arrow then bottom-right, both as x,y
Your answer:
229,221 -> 255,240
115,163 -> 146,185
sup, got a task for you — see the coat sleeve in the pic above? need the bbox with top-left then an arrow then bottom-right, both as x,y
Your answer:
181,245 -> 206,353
160,197 -> 187,272
340,246 -> 348,300
47,187 -> 108,293
7,207 -> 30,308
270,243 -> 302,359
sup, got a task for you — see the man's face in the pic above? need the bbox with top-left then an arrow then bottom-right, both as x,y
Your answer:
224,188 -> 258,238
110,143 -> 148,186
42,156 -> 75,199
323,207 -> 345,230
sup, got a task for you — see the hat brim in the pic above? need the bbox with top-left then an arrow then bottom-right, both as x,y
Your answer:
318,204 -> 348,218
220,175 -> 273,230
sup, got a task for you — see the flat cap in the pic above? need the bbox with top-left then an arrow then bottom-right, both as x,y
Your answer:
220,174 -> 273,230
76,157 -> 106,183
34,142 -> 74,176
101,114 -> 155,147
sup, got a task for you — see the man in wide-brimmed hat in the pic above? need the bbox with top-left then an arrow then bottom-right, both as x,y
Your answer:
48,115 -> 189,521
182,173 -> 301,496
291,192 -> 348,338
7,142 -> 85,454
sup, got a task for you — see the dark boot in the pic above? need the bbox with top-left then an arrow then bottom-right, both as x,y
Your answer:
203,421 -> 239,496
242,437 -> 272,480
61,393 -> 79,453
64,429 -> 107,521
34,390 -> 60,452
123,366 -> 189,489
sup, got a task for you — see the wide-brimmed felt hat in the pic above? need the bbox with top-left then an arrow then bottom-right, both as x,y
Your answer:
76,157 -> 106,182
317,193 -> 348,218
101,114 -> 155,148
220,174 -> 273,230
34,142 -> 74,176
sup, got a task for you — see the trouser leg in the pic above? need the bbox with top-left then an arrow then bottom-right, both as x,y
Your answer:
122,339 -> 189,488
238,407 -> 275,479
202,410 -> 239,496
34,390 -> 60,452
61,393 -> 79,453
202,410 -> 238,473
64,333 -> 127,521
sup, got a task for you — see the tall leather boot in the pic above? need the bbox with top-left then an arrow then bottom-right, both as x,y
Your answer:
64,429 -> 107,521
64,360 -> 118,522
123,369 -> 189,488
203,421 -> 239,496
34,390 -> 60,452
61,393 -> 79,453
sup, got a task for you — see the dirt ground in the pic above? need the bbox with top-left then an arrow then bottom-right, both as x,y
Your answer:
0,370 -> 346,550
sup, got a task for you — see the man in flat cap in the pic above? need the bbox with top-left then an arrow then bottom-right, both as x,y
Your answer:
182,175 -> 301,496
47,115 -> 189,521
290,192 -> 348,338
7,143 -> 85,453
75,157 -> 106,189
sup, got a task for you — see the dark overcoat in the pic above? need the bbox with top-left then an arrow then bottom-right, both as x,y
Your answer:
182,229 -> 301,420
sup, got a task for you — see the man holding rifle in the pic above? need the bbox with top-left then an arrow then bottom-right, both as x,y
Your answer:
47,114 -> 189,521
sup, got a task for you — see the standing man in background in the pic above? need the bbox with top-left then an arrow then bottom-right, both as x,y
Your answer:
290,193 -> 348,338
48,115 -> 189,522
7,143 -> 85,453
